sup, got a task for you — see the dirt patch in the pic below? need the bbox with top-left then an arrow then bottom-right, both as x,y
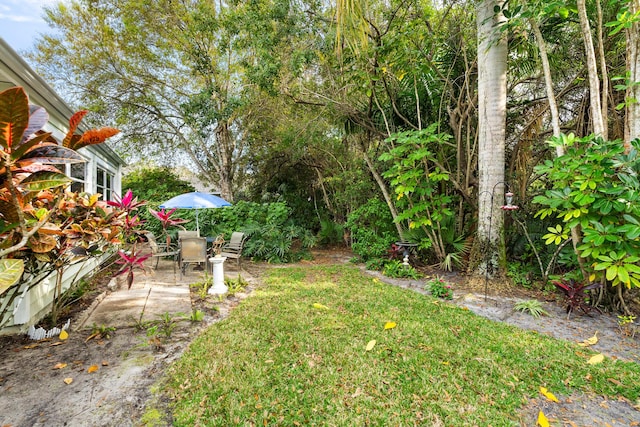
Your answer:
1,250 -> 639,426
0,264 -> 258,427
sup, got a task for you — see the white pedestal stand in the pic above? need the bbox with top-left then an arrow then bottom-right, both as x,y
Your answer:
208,256 -> 228,295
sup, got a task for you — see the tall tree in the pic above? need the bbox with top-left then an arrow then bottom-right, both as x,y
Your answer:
31,0 -> 247,201
627,0 -> 640,142
577,0 -> 606,136
476,0 -> 508,277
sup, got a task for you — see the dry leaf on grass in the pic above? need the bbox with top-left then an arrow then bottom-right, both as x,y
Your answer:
384,322 -> 397,330
63,378 -> 73,385
87,365 -> 99,373
539,386 -> 559,402
365,340 -> 376,351
52,363 -> 67,370
587,354 -> 605,365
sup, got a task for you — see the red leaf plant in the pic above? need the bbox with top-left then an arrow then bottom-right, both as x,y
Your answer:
149,208 -> 188,248
115,249 -> 151,289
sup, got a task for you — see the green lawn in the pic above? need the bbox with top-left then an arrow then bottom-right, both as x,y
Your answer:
163,265 -> 640,426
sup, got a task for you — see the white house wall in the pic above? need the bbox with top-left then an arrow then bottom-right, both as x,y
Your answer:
0,257 -> 107,335
0,38 -> 126,335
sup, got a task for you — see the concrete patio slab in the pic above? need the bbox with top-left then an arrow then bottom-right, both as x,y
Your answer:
74,257 -> 250,331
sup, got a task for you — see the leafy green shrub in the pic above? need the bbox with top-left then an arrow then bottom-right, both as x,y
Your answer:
380,125 -> 463,268
346,199 -> 397,261
533,135 -> 640,303
122,166 -> 195,204
317,219 -> 345,246
507,262 -> 533,289
382,260 -> 421,279
427,277 -> 453,299
203,201 -> 316,263
365,258 -> 386,271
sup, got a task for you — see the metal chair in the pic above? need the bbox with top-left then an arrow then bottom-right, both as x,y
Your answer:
178,237 -> 208,276
219,232 -> 248,266
145,232 -> 179,271
178,230 -> 199,240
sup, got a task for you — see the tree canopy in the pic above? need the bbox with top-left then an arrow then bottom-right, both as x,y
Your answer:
26,0 -> 640,308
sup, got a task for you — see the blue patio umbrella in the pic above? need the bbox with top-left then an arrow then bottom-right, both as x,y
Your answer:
159,191 -> 231,233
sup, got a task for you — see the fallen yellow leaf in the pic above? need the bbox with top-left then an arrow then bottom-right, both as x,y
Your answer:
578,331 -> 598,347
63,377 -> 73,385
87,364 -> 99,373
59,330 -> 69,340
588,353 -> 605,365
539,386 -> 559,402
365,340 -> 376,351
53,363 -> 67,370
384,322 -> 397,330
537,410 -> 550,427
312,303 -> 329,310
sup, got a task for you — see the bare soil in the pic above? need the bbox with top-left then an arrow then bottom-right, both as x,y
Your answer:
1,248 -> 639,426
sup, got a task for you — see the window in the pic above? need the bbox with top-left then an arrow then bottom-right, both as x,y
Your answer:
96,167 -> 115,201
69,162 -> 86,193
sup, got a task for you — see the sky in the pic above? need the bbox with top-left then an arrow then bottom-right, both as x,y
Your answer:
0,0 -> 61,54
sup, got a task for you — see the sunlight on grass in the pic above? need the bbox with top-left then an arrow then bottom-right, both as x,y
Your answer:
164,265 -> 640,426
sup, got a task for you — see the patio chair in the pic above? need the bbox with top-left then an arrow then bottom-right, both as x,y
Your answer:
145,232 -> 179,271
219,232 -> 248,266
179,237 -> 208,276
178,230 -> 199,240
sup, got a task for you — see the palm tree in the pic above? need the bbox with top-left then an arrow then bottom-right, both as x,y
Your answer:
476,0 -> 508,277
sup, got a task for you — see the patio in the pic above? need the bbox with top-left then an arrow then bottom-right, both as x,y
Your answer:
75,256 -> 257,330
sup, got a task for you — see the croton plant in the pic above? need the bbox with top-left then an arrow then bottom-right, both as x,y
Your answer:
0,86 -> 122,306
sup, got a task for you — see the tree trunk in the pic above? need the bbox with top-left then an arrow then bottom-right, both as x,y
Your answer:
361,144 -> 405,241
475,0 -> 508,277
577,0 -> 605,136
595,0 -> 609,140
627,0 -> 640,144
215,123 -> 235,202
531,18 -> 588,280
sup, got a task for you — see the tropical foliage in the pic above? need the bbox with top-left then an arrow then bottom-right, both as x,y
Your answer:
0,86 -> 123,325
19,0 -> 640,312
534,134 -> 640,310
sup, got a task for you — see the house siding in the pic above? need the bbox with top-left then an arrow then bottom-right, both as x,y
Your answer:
0,38 -> 126,334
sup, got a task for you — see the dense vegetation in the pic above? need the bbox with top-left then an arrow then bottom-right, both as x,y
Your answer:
20,0 -> 640,311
